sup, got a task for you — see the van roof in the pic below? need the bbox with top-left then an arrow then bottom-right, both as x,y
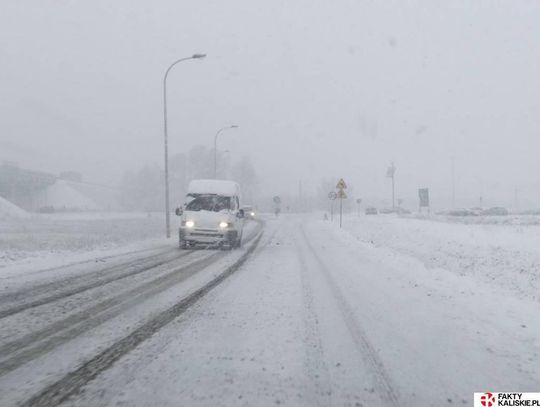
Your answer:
187,179 -> 240,196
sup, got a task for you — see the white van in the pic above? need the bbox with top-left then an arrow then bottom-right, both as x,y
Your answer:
175,180 -> 245,249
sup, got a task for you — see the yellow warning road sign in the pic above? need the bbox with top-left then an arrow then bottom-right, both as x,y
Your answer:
336,178 -> 347,190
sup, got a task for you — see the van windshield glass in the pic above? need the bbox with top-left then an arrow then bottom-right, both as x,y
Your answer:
185,194 -> 232,212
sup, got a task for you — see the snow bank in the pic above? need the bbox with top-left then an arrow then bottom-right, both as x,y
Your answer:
0,196 -> 29,219
39,180 -> 100,211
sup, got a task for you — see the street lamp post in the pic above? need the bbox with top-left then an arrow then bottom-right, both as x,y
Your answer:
213,125 -> 239,178
451,156 -> 456,209
163,53 -> 206,238
386,161 -> 396,210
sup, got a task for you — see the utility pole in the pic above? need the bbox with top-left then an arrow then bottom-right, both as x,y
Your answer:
392,170 -> 395,210
386,162 -> 396,210
451,156 -> 456,209
298,179 -> 302,212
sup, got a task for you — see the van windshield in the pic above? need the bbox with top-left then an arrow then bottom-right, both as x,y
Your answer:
185,194 -> 232,212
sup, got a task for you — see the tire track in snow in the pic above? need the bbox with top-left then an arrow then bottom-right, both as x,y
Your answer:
18,228 -> 265,407
0,249 -> 192,319
0,245 -> 171,281
0,250 -> 218,376
295,237 -> 333,407
300,225 -> 400,406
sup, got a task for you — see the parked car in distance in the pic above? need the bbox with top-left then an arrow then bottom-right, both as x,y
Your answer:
365,207 -> 378,215
481,207 -> 509,216
242,205 -> 256,219
470,207 -> 484,216
447,208 -> 478,216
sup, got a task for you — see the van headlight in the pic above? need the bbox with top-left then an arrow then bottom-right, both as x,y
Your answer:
219,221 -> 229,228
250,212 -> 255,217
185,220 -> 195,228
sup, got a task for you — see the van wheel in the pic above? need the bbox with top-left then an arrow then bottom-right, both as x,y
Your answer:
179,238 -> 189,250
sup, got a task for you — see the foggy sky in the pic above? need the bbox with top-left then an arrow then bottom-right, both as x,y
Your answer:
1,0 -> 540,209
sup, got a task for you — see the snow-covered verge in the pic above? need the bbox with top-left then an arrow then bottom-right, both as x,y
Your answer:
0,212 -> 166,271
338,213 -> 540,301
407,212 -> 540,226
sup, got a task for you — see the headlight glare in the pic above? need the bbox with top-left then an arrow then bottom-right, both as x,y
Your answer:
219,221 -> 229,228
185,220 -> 195,228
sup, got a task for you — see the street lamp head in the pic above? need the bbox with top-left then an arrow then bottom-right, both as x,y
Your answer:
230,125 -> 239,128
192,53 -> 207,59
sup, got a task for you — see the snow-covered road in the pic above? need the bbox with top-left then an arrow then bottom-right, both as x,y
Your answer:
1,215 -> 539,406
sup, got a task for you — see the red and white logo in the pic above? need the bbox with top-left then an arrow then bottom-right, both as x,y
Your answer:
480,392 -> 495,407
475,392 -> 540,406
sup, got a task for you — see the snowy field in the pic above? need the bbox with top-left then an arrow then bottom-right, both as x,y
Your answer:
0,212 -> 166,272
340,213 -> 540,301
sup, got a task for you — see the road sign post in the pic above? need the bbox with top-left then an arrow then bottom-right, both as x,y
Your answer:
273,195 -> 281,217
340,193 -> 343,227
336,178 -> 347,228
418,188 -> 430,214
356,198 -> 362,217
328,191 -> 337,222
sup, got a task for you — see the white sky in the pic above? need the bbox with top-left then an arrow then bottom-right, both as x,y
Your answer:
1,0 -> 540,208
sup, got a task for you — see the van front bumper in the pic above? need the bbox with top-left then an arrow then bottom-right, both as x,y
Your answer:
180,227 -> 238,245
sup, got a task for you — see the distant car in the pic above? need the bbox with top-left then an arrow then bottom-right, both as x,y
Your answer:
365,207 -> 378,215
377,207 -> 411,215
242,205 -> 256,219
470,207 -> 484,216
448,208 -> 478,216
396,207 -> 412,215
481,207 -> 509,216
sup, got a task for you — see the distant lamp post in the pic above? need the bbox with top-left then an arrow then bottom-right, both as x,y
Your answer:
214,125 -> 239,178
451,156 -> 456,209
163,53 -> 206,238
386,161 -> 396,210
